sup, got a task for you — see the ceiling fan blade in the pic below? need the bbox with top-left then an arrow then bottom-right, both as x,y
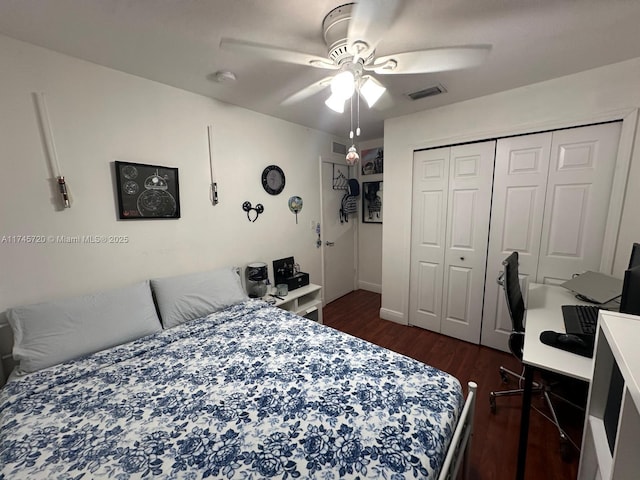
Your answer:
347,0 -> 402,59
367,45 -> 491,74
220,38 -> 337,70
280,77 -> 333,106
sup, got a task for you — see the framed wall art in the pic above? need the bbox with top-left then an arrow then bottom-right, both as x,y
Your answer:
115,161 -> 180,219
361,147 -> 383,175
362,181 -> 383,224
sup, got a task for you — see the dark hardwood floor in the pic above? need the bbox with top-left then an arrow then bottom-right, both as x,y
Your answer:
323,290 -> 584,480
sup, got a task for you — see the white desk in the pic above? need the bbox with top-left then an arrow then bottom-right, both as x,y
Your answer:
523,283 -> 594,381
516,283 -> 597,480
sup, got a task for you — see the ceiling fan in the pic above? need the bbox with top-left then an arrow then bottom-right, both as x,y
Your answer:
220,0 -> 491,113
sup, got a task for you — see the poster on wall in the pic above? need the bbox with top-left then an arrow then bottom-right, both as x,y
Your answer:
361,147 -> 383,175
362,181 -> 383,224
114,161 -> 180,219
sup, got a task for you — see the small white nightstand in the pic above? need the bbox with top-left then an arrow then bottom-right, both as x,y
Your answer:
268,284 -> 323,324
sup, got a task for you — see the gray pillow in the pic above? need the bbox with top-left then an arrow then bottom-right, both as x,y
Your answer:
151,267 -> 248,329
8,281 -> 162,374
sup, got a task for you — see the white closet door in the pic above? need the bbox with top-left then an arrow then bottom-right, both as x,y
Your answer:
440,141 -> 495,343
409,147 -> 450,332
480,133 -> 552,351
537,122 -> 621,283
410,141 -> 494,343
481,123 -> 621,352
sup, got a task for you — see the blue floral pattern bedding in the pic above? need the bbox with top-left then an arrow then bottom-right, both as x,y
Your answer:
0,301 -> 462,479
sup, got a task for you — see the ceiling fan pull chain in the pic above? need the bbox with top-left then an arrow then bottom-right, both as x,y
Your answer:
349,94 -> 354,139
356,84 -> 361,137
345,86 -> 361,166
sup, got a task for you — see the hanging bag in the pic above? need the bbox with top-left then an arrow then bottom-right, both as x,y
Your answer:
339,179 -> 360,223
340,192 -> 358,223
347,178 -> 360,197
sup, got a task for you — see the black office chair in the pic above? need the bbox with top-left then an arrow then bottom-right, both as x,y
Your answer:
489,252 -> 583,459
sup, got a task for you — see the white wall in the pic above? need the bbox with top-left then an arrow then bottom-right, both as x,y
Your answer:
0,34 -> 339,314
357,137 -> 383,293
381,57 -> 640,324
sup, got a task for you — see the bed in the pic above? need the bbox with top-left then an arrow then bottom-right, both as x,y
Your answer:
0,268 -> 477,479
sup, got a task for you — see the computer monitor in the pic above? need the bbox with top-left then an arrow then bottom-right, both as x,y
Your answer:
628,242 -> 640,269
619,264 -> 640,315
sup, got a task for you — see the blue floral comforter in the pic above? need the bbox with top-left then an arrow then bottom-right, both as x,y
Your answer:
0,301 -> 462,479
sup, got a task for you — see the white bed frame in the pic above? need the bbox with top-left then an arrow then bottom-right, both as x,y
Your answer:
438,381 -> 478,480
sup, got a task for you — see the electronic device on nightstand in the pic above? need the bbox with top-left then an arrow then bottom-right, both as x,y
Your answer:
245,262 -> 268,298
273,256 -> 309,292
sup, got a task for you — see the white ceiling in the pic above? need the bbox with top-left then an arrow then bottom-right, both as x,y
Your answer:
1,0 -> 640,141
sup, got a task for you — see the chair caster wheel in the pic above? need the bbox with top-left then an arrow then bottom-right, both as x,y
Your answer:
489,393 -> 497,414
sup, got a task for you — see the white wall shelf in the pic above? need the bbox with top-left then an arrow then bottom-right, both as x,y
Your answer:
270,283 -> 323,324
578,311 -> 640,480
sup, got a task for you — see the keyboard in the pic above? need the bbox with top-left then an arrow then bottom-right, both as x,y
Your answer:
562,304 -> 600,335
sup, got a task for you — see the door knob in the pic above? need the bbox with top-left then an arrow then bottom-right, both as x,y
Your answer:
325,241 -> 335,246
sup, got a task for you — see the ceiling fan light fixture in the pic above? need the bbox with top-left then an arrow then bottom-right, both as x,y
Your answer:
360,76 -> 386,108
325,93 -> 346,113
330,70 -> 355,100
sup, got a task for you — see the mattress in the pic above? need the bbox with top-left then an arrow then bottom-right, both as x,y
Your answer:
0,300 -> 462,479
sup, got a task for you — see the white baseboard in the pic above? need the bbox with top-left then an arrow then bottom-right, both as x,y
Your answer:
358,281 -> 381,293
379,308 -> 407,325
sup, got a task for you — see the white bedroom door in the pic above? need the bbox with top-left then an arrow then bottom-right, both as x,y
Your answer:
409,141 -> 495,343
321,160 -> 356,304
480,122 -> 621,352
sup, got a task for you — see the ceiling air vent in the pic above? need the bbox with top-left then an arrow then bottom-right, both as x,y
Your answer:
407,84 -> 447,101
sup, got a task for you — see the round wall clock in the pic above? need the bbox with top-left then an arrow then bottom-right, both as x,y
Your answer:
261,165 -> 286,195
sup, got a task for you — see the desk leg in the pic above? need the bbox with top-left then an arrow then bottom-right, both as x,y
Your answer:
516,365 -> 534,480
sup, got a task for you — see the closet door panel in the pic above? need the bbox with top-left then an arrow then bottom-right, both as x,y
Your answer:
445,265 -> 472,322
545,185 -> 589,257
537,123 -> 621,283
450,190 -> 477,248
441,141 -> 495,343
409,148 -> 450,331
480,133 -> 552,352
502,186 -> 539,252
415,261 -> 439,317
